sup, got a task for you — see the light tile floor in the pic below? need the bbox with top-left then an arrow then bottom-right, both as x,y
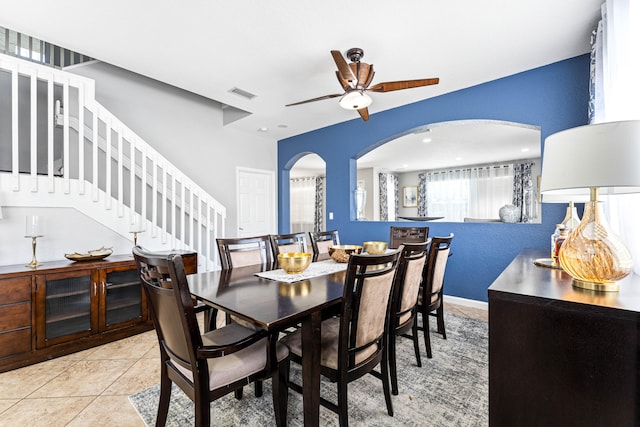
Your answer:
0,303 -> 487,426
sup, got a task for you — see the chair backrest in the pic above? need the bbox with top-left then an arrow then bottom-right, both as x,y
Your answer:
309,230 -> 340,261
423,234 -> 454,309
389,226 -> 429,249
340,249 -> 402,370
392,241 -> 430,328
270,232 -> 310,257
132,246 -> 202,373
216,235 -> 274,269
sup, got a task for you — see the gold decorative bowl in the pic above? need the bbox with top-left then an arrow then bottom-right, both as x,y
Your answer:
328,245 -> 363,263
363,241 -> 388,255
277,252 -> 312,274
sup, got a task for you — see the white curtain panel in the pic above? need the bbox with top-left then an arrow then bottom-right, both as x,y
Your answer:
592,0 -> 640,274
424,165 -> 514,222
290,177 -> 317,233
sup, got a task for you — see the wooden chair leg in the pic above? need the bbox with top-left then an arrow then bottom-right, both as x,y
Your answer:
254,380 -> 263,397
389,332 -> 399,396
381,348 -> 394,417
411,319 -> 422,368
436,305 -> 446,339
423,311 -> 433,359
156,373 -> 172,427
194,394 -> 210,427
337,379 -> 349,427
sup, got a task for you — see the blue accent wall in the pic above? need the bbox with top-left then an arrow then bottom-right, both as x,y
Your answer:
277,54 -> 590,302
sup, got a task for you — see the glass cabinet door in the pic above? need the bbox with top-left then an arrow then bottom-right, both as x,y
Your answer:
101,267 -> 143,330
36,271 -> 94,348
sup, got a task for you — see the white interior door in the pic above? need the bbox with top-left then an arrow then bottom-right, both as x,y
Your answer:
236,167 -> 276,237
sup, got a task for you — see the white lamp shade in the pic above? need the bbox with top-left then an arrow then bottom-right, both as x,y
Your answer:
540,120 -> 640,198
338,90 -> 372,110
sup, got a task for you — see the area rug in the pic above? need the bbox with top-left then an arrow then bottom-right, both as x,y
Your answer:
129,313 -> 488,426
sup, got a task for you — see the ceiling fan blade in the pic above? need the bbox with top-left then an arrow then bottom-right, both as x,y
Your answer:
335,71 -> 351,91
363,65 -> 375,88
285,93 -> 343,107
357,107 -> 370,121
368,78 -> 440,93
331,50 -> 356,83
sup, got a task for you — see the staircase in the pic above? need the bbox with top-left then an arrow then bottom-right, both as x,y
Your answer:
0,52 -> 225,270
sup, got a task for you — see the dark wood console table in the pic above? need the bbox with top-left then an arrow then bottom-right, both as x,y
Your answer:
488,248 -> 640,427
0,251 -> 196,373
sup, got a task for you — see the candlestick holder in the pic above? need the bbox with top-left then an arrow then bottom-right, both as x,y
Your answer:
129,230 -> 144,246
25,235 -> 43,268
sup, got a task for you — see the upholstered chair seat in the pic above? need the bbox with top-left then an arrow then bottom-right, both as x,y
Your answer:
280,317 -> 379,371
172,323 -> 289,390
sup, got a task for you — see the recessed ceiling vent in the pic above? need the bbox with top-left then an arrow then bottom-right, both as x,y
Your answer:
229,87 -> 256,100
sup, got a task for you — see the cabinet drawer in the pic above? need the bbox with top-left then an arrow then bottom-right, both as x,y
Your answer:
0,302 -> 31,332
0,277 -> 31,305
0,328 -> 32,358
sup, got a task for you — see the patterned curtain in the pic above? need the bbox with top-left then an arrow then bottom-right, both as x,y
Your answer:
393,174 -> 399,219
588,23 -> 603,124
379,172 -> 389,221
378,172 -> 399,221
418,173 -> 427,216
314,176 -> 325,232
512,162 -> 534,222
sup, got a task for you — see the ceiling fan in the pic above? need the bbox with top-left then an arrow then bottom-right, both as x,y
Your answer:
285,48 -> 439,121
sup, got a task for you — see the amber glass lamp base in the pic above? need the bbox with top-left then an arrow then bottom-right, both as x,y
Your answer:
558,191 -> 633,292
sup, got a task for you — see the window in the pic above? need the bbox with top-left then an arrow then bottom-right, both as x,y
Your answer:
422,165 -> 514,222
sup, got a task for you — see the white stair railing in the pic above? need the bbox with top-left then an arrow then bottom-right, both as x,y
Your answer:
0,53 -> 225,270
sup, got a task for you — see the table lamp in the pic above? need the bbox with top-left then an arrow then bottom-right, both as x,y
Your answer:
540,120 -> 640,291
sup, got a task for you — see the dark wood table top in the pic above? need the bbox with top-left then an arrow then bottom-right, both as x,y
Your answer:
188,264 -> 346,331
488,248 -> 640,313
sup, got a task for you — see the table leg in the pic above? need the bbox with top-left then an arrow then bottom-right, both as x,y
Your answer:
301,310 -> 321,427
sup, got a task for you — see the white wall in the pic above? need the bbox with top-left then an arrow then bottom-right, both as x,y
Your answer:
0,206 -> 133,265
69,61 -> 278,237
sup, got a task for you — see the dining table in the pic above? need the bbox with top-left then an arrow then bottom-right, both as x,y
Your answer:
187,260 -> 349,427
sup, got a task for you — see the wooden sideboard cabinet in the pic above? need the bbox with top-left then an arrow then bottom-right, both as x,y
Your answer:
0,251 -> 196,373
488,248 -> 640,427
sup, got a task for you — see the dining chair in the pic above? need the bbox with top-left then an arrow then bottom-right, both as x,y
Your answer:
216,235 -> 277,396
389,226 -> 429,249
270,232 -> 311,258
309,229 -> 340,261
388,240 -> 429,396
216,235 -> 275,269
417,233 -> 454,358
132,246 -> 289,427
279,248 -> 402,426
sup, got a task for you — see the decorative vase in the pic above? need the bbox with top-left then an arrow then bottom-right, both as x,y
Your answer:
499,204 -> 520,223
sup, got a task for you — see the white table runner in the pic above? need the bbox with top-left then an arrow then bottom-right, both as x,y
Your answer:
255,259 -> 348,283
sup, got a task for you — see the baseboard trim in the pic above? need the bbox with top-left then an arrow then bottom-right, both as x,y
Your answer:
443,295 -> 488,311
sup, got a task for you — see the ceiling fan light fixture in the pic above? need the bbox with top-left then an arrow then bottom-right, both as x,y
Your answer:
338,90 -> 372,110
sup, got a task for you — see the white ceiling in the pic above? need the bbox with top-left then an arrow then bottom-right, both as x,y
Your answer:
1,1 -> 602,143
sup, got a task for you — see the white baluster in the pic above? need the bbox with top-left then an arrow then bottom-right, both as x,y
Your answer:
30,69 -> 37,192
77,83 -> 85,194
